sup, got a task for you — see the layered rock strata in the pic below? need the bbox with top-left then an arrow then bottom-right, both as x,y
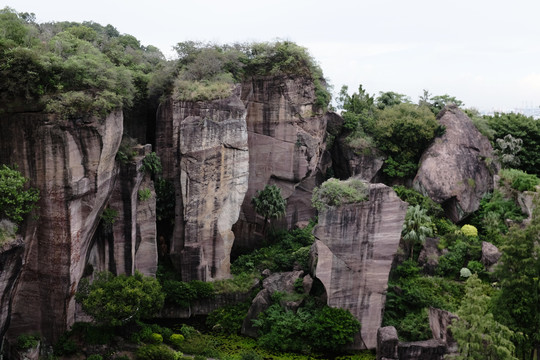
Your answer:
0,111 -> 122,342
413,106 -> 497,222
156,86 -> 249,281
0,237 -> 24,342
310,183 -> 408,349
233,76 -> 329,248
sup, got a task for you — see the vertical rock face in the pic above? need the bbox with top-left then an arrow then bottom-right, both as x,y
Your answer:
310,184 -> 408,349
413,106 -> 497,222
233,76 -> 328,248
86,145 -> 158,278
0,237 -> 24,342
156,86 -> 249,281
0,111 -> 122,342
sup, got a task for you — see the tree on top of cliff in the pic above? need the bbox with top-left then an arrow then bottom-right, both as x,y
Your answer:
252,184 -> 286,235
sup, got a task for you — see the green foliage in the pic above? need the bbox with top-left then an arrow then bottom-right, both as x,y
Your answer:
427,94 -> 463,114
53,334 -> 77,356
207,301 -> 251,334
499,168 -> 540,192
141,152 -> 162,176
87,355 -> 103,360
401,205 -> 434,259
451,275 -> 517,360
150,333 -> 164,344
337,85 -> 375,131
375,91 -> 410,110
76,271 -> 164,327
487,112 -> 540,176
253,299 -> 360,353
173,79 -> 233,101
311,178 -> 368,211
212,272 -> 258,294
373,103 -> 438,178
393,185 -> 444,218
138,188 -> 152,201
493,199 -> 540,358
116,136 -> 138,164
16,334 -> 39,350
231,224 -> 315,274
0,164 -> 39,223
436,235 -> 482,279
169,334 -> 185,349
70,322 -> 115,345
460,224 -> 478,237
252,185 -> 286,231
160,278 -> 215,308
136,344 -> 176,360
495,134 -> 523,169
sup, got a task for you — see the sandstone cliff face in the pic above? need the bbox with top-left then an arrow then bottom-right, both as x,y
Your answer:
0,237 -> 24,342
233,76 -> 329,248
156,86 -> 249,281
413,106 -> 497,222
310,183 -> 408,349
0,111 -> 122,342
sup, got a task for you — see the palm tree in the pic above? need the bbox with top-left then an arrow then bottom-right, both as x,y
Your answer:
251,184 -> 286,235
402,205 -> 433,259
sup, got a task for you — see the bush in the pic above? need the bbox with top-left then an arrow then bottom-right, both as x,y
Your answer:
136,344 -> 176,360
312,178 -> 368,211
161,279 -> 215,308
499,168 -> 540,192
461,224 -> 478,237
169,334 -> 184,349
207,301 -> 251,334
0,164 -> 39,223
150,333 -> 163,344
87,355 -> 103,360
16,334 -> 39,350
138,188 -> 152,201
141,152 -> 162,176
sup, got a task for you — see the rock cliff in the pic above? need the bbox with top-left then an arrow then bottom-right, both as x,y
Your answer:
156,86 -> 249,281
310,183 -> 408,349
233,76 -> 329,248
0,237 -> 24,342
413,106 -> 497,222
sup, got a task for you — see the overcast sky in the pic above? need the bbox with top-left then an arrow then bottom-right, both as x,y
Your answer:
3,0 -> 540,112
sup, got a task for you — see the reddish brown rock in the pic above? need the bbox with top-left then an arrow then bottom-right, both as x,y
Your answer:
156,87 -> 249,281
233,76 -> 329,248
0,111 -> 122,342
413,106 -> 497,222
310,183 -> 408,349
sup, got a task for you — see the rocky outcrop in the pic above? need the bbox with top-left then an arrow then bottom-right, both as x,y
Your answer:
0,111 -> 122,342
413,106 -> 497,222
481,241 -> 501,271
0,236 -> 24,342
398,340 -> 447,360
156,87 -> 249,281
242,270 -> 304,338
233,76 -> 329,248
417,238 -> 443,275
310,183 -> 408,349
429,307 -> 458,353
377,326 -> 399,360
86,144 -> 158,278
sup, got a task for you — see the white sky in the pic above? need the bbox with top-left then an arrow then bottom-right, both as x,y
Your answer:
3,0 -> 540,112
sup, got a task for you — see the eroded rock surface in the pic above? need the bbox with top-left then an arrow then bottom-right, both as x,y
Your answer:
0,111 -> 122,342
413,106 -> 497,222
0,237 -> 24,342
156,87 -> 249,281
233,76 -> 329,248
310,183 -> 408,349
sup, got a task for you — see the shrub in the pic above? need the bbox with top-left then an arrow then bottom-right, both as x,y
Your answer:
461,224 -> 478,237
16,334 -> 39,350
207,301 -> 251,334
136,344 -> 175,360
169,334 -> 184,349
161,279 -> 215,308
141,152 -> 162,176
312,178 -> 368,211
0,164 -> 40,223
87,355 -> 103,360
138,188 -> 152,201
150,333 -> 163,344
499,168 -> 540,192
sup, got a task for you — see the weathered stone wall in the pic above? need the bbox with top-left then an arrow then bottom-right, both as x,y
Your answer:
0,237 -> 24,342
0,111 -> 122,342
156,86 -> 249,281
310,183 -> 408,349
233,75 -> 329,248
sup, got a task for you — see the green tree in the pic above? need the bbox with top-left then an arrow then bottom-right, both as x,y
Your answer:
450,274 -> 517,360
251,184 -> 286,234
336,84 -> 375,131
0,164 -> 39,223
495,134 -> 523,169
402,205 -> 433,259
76,271 -> 164,327
429,94 -> 463,115
376,91 -> 411,110
493,198 -> 540,359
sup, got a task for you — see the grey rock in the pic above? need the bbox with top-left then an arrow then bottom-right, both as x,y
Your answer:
481,241 -> 502,270
414,105 -> 497,222
377,326 -> 399,360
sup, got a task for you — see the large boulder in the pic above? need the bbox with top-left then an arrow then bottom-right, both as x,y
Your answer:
413,106 -> 497,222
377,326 -> 399,360
156,87 -> 249,281
310,183 -> 408,349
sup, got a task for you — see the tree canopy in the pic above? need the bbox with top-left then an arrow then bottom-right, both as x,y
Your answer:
0,164 -> 39,224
